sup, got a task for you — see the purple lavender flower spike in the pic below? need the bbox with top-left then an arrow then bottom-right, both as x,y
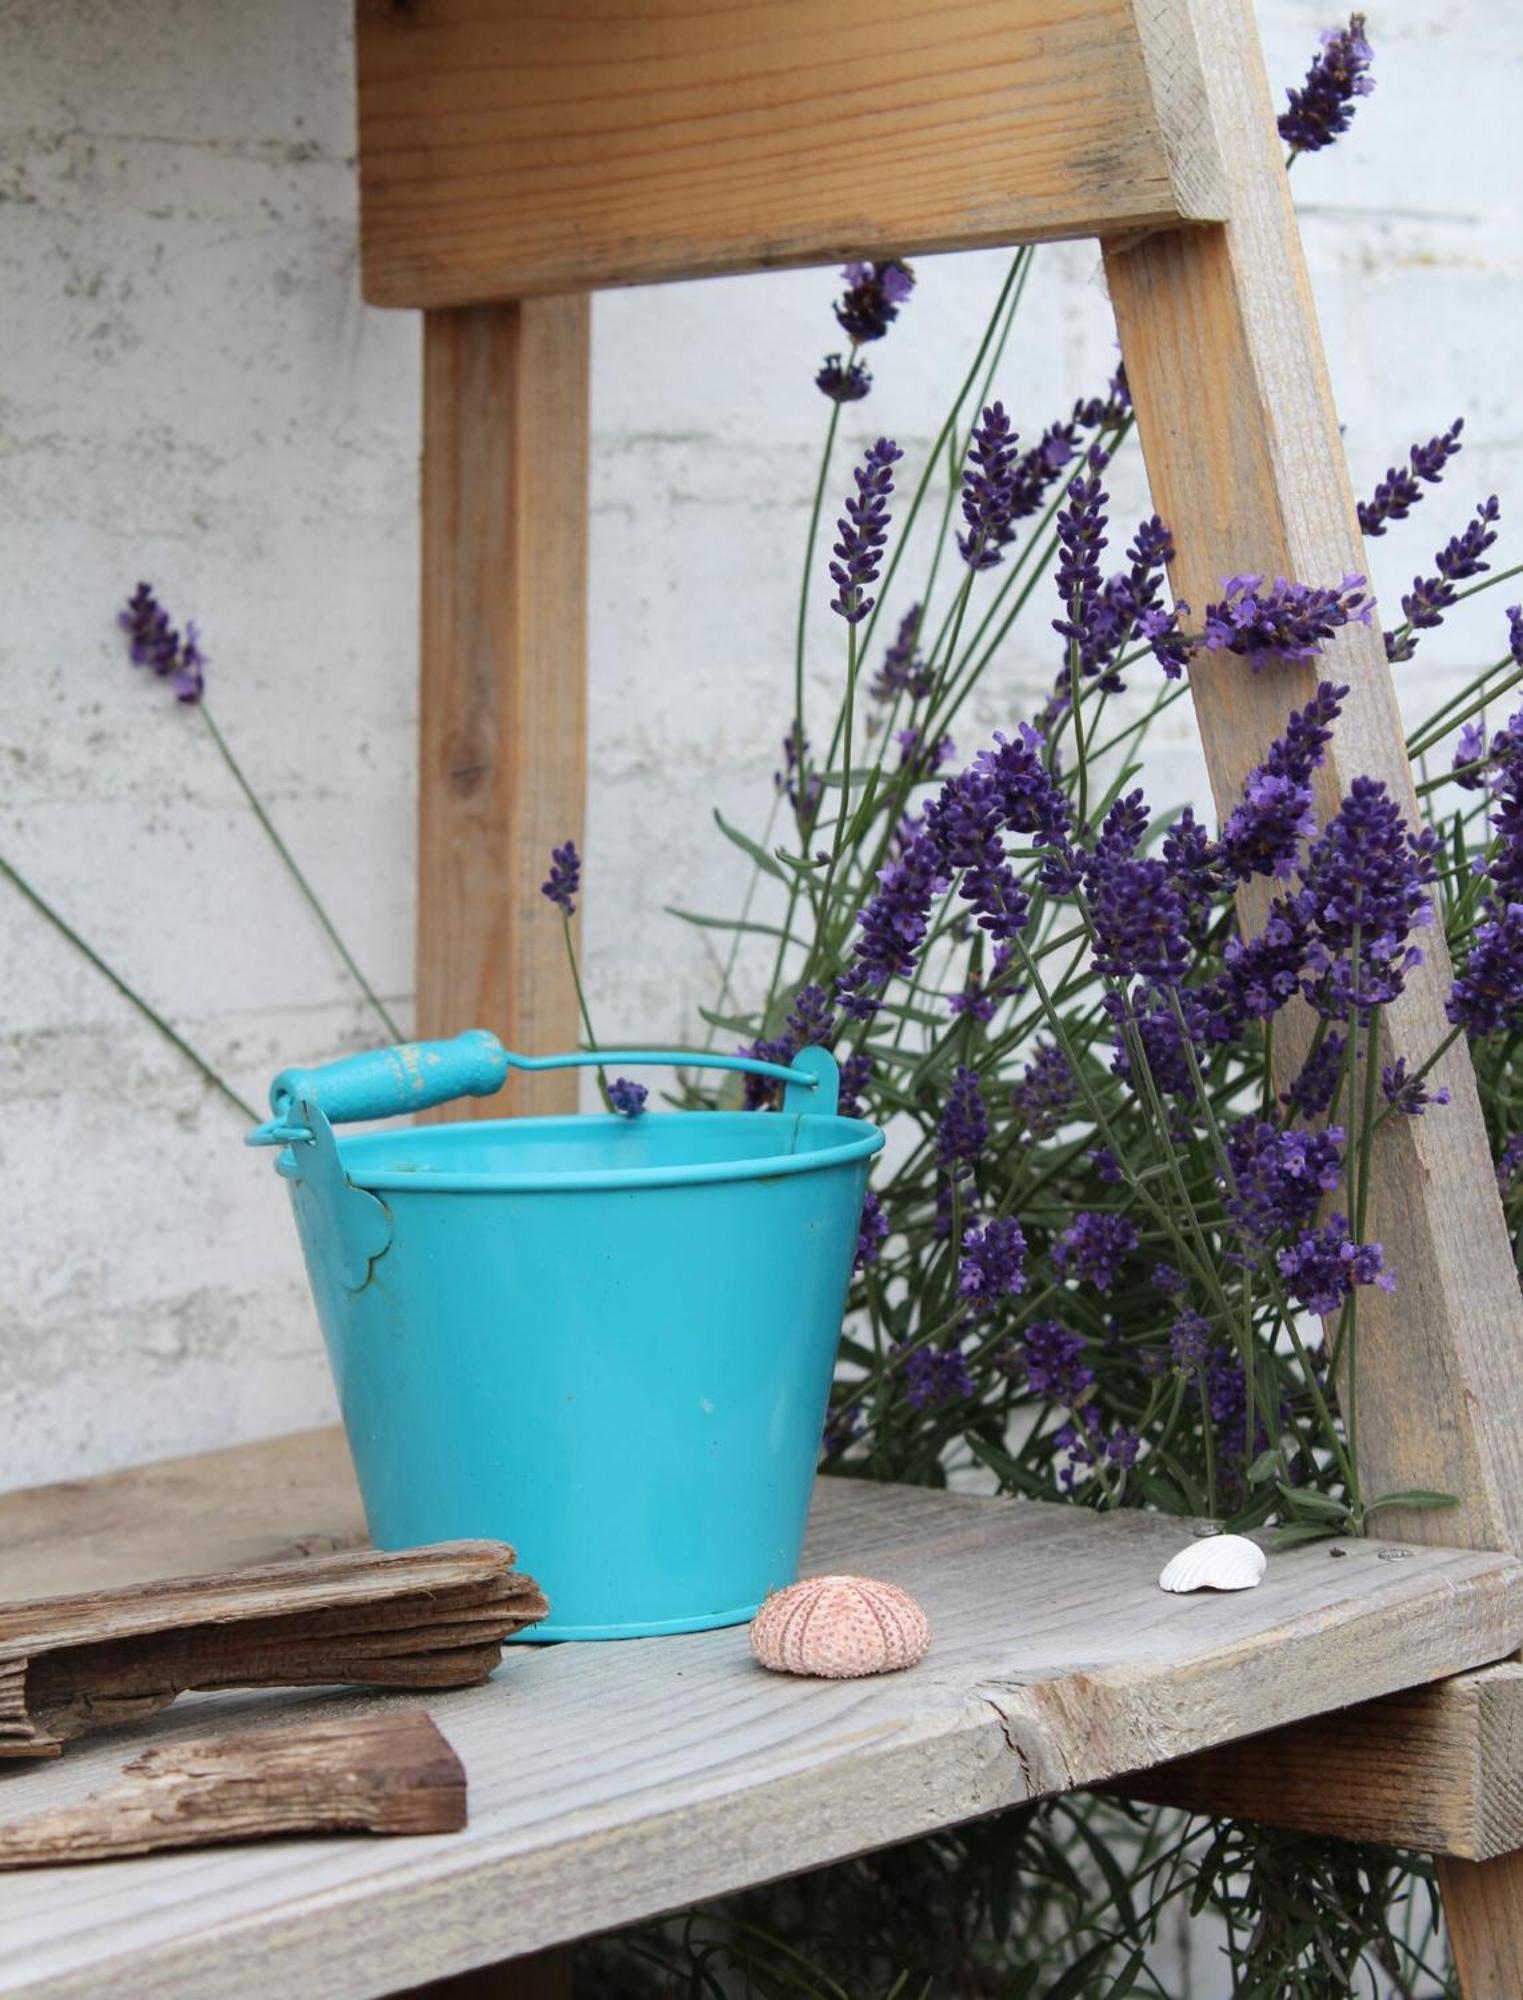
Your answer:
870,604 -> 929,702
1277,1214 -> 1393,1318
1453,720 -> 1488,791
736,1030 -> 797,1110
540,839 -> 581,917
838,829 -> 947,1019
938,1065 -> 988,1176
1436,496 -> 1501,581
1498,1134 -> 1523,1197
1017,1318 -> 1093,1403
855,1188 -> 889,1270
1011,1041 -> 1073,1139
785,982 -> 834,1047
1509,606 -> 1523,667
815,353 -> 872,403
775,724 -> 824,828
837,1051 -> 873,1118
904,1342 -> 975,1410
1278,12 -> 1374,157
1358,418 -> 1463,537
1296,777 -> 1439,1018
1449,902 -> 1523,1038
1281,1030 -> 1347,1120
958,402 -> 1020,571
958,1214 -> 1027,1314
1201,573 -> 1371,672
1052,1211 -> 1138,1292
608,1077 -> 648,1117
1223,1117 -> 1344,1248
1392,499 -> 1503,661
1380,1057 -> 1450,1117
829,437 -> 903,624
1087,850 -> 1191,985
1169,1309 -> 1211,1371
1218,682 -> 1349,882
833,260 -> 915,345
118,583 -> 208,703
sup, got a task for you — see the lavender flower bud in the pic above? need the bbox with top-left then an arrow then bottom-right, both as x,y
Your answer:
1278,12 -> 1374,158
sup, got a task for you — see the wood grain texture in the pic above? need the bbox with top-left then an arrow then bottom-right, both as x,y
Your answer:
1119,1662 -> 1523,1860
2,1469 -> 1520,1998
0,1428 -> 365,1605
0,1542 -> 546,1759
0,1713 -> 465,1867
353,0 -> 1228,307
417,299 -> 589,1119
1440,1853 -> 1523,1998
1104,0 -> 1523,1556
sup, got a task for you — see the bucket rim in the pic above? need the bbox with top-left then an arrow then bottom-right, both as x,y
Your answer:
286,1108 -> 885,1194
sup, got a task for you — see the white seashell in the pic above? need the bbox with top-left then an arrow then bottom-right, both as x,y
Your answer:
1158,1534 -> 1266,1594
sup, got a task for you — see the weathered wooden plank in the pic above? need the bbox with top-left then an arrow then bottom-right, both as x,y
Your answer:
354,0 -> 1227,307
1,1468 -> 1519,1998
1104,0 -> 1523,1560
417,299 -> 589,1119
0,1714 -> 466,1867
1119,1662 -> 1523,1861
0,1542 -> 546,1759
0,1428 -> 364,1604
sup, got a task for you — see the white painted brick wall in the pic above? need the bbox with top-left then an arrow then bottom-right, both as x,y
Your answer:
2,0 -> 1520,1491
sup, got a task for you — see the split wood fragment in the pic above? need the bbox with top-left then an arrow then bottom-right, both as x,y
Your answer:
0,1711 -> 465,1867
0,1541 -> 547,1759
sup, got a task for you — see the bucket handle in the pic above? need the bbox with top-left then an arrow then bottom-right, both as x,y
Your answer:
246,1033 -> 839,1146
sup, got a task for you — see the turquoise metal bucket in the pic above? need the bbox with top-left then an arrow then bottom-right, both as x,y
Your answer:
249,1033 -> 883,1639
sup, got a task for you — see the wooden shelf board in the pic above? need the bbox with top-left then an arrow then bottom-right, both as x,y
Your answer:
1,1430 -> 1521,1996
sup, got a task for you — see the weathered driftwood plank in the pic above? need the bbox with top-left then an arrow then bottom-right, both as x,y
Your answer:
1119,1661 -> 1523,1861
1105,0 -> 1523,1561
1,1473 -> 1519,1998
0,1713 -> 465,1868
0,1541 -> 546,1759
417,299 -> 589,1119
354,0 -> 1226,307
0,1426 -> 366,1604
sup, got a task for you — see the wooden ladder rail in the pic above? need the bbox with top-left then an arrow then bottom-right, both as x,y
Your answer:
354,0 -> 1523,1987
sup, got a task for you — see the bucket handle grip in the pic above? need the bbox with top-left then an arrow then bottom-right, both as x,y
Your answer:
247,1034 -> 838,1145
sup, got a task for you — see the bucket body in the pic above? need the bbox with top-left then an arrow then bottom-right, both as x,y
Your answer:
276,1068 -> 881,1639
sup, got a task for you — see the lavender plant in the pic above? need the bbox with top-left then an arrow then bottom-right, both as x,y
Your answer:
570,15 -> 1523,1988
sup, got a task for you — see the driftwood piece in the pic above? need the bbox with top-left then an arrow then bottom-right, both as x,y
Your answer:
0,1712 -> 465,1867
0,1542 -> 547,1759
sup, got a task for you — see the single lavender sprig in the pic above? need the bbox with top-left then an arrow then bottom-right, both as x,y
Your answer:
608,1077 -> 648,1117
1358,419 -> 1464,537
815,354 -> 872,404
1278,12 -> 1374,160
1201,573 -> 1372,671
541,839 -> 581,916
957,402 -> 1019,571
541,837 -> 615,1110
833,260 -> 915,345
829,438 -> 904,624
1387,498 -> 1502,662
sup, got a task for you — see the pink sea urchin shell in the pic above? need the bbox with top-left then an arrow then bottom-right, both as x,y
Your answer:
749,1574 -> 931,1679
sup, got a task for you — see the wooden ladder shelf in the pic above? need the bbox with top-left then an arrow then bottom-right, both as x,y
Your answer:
7,1 -> 1523,1993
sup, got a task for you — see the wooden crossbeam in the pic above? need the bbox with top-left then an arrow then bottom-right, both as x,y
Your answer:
1118,1663 -> 1523,1862
354,0 -> 1227,307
